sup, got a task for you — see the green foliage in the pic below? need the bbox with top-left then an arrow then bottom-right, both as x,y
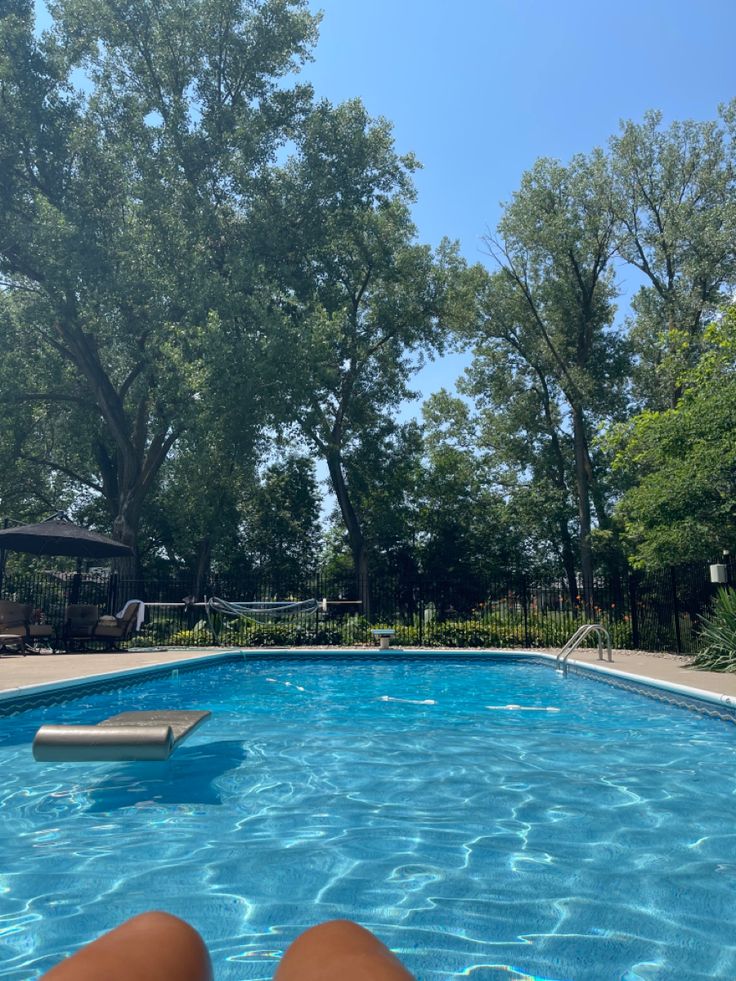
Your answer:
3,0 -> 736,598
690,588 -> 736,672
418,393 -> 518,580
0,0 -> 319,556
325,420 -> 424,581
609,310 -> 736,567
165,609 -> 635,650
471,151 -> 629,591
251,98 -> 468,584
404,612 -> 633,650
610,106 -> 736,408
169,618 -> 345,648
242,456 -> 322,582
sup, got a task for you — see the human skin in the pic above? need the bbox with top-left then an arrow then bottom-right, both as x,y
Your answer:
274,919 -> 416,981
40,913 -> 415,981
40,912 -> 213,981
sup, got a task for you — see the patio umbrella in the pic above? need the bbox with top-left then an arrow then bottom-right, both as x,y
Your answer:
0,516 -> 133,604
0,517 -> 133,559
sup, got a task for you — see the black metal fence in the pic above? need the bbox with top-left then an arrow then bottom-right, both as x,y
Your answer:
1,557 -> 733,654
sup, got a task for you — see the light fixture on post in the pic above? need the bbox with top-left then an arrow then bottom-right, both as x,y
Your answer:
709,550 -> 729,584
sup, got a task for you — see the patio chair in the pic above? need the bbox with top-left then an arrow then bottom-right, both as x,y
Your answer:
0,600 -> 57,653
63,604 -> 102,650
26,607 -> 58,652
64,601 -> 142,651
92,600 -> 142,649
0,600 -> 28,654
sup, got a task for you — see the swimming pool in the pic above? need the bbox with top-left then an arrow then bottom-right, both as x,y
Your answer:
1,653 -> 735,980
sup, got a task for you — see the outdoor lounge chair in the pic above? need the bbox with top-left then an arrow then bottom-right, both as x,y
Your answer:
92,600 -> 142,647
0,601 -> 27,651
64,601 -> 142,650
63,604 -> 100,649
0,600 -> 57,653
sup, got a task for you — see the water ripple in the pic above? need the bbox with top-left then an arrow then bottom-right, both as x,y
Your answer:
1,656 -> 735,979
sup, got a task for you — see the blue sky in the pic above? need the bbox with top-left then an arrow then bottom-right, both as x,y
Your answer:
301,0 -> 736,411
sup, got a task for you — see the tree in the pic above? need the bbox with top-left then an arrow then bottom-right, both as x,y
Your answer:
241,455 -> 322,587
480,152 -> 628,608
0,303 -> 81,524
323,419 -> 424,585
456,311 -> 582,601
609,308 -> 736,568
138,434 -> 255,589
253,99 -> 466,607
418,391 -> 517,587
610,106 -> 736,408
0,0 -> 319,569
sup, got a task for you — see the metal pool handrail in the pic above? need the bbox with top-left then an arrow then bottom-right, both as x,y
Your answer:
556,623 -> 613,670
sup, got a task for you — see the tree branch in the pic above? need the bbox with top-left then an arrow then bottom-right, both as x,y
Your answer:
18,452 -> 104,493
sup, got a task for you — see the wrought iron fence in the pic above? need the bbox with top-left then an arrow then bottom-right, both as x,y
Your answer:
1,558 -> 733,653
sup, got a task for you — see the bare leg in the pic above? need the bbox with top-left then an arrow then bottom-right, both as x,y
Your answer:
40,911 -> 212,981
275,919 -> 416,981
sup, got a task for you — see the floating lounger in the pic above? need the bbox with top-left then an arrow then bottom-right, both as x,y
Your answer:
32,710 -> 211,762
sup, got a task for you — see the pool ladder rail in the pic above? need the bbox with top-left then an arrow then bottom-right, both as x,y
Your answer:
556,623 -> 612,673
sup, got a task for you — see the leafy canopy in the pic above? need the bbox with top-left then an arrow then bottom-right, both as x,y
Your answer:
609,307 -> 736,567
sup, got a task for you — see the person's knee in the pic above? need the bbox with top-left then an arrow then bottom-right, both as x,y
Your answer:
124,910 -> 205,946
41,910 -> 212,981
120,912 -> 211,977
275,918 -> 415,981
42,912 -> 412,981
289,919 -> 377,948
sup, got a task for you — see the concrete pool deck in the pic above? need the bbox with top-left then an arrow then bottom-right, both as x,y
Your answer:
0,644 -> 735,704
0,647 -> 232,697
544,646 -> 736,703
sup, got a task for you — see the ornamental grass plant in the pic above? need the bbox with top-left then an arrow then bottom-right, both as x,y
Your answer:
691,587 -> 736,672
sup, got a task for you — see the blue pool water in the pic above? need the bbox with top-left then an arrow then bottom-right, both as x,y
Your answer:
0,654 -> 735,980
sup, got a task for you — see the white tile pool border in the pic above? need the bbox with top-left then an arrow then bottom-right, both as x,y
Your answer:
0,647 -> 734,716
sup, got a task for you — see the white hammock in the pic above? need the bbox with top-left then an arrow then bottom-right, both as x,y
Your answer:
205,595 -> 319,641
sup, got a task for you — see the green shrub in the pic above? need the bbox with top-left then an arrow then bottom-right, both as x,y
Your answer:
169,618 -> 212,646
691,587 -> 736,672
163,608 -> 635,652
125,635 -> 159,648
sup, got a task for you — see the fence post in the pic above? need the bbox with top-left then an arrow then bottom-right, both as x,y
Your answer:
417,581 -> 424,647
106,572 -> 119,615
0,516 -> 8,596
670,567 -> 682,654
627,572 -> 640,650
521,574 -> 531,648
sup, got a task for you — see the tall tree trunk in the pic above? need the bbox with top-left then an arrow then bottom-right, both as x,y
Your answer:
57,315 -> 180,587
111,499 -> 141,591
572,406 -> 594,616
325,451 -> 371,617
536,372 -> 579,607
558,519 -> 579,609
194,535 -> 211,600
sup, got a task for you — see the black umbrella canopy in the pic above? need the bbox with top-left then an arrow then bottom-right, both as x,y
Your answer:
0,518 -> 133,559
